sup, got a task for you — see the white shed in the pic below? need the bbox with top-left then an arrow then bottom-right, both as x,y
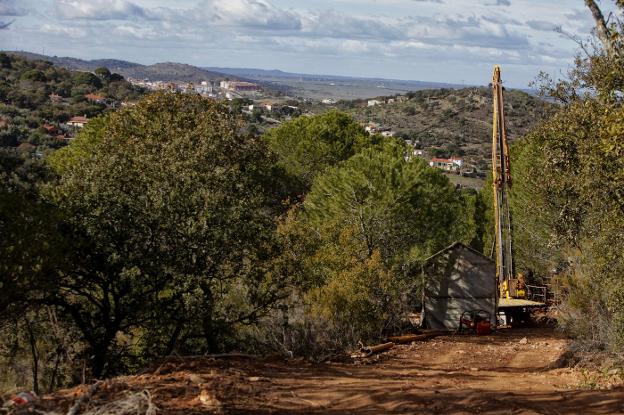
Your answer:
422,242 -> 497,330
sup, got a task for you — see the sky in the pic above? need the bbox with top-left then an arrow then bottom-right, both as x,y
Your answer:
0,0 -> 612,87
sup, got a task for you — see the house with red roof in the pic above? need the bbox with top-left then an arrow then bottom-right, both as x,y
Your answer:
67,115 -> 89,128
85,93 -> 106,103
42,124 -> 58,135
429,157 -> 464,172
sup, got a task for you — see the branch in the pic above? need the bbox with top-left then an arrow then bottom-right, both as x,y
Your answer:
585,0 -> 615,55
555,26 -> 592,58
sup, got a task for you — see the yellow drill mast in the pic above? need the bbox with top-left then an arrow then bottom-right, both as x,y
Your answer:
491,66 -> 515,299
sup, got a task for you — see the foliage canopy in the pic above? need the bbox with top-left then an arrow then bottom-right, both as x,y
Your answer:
45,91 -> 287,376
510,0 -> 624,352
263,110 -> 381,192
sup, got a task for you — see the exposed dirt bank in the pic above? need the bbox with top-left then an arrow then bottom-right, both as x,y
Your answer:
34,328 -> 624,414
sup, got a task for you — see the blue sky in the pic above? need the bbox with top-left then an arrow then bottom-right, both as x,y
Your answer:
0,0 -> 611,87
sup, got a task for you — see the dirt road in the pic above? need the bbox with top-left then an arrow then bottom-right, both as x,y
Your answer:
41,328 -> 624,414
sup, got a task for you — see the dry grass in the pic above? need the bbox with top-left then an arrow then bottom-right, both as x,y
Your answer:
82,390 -> 158,415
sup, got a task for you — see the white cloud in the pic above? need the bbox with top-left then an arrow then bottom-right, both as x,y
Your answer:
54,0 -> 148,20
114,24 -> 158,39
193,0 -> 302,30
301,10 -> 402,40
40,23 -> 88,37
526,20 -> 557,32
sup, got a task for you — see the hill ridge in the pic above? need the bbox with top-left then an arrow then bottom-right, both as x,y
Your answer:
6,51 -> 231,83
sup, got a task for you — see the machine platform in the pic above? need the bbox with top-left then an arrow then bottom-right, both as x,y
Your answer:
498,298 -> 545,309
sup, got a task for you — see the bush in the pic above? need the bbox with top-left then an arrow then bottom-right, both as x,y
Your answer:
305,250 -> 408,342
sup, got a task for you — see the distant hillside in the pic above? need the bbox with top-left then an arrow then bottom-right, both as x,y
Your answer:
88,59 -> 142,71
7,53 -> 470,100
8,52 -> 140,72
312,87 -> 553,171
8,52 -> 231,83
120,62 -> 231,83
207,67 -> 298,79
0,52 -> 145,150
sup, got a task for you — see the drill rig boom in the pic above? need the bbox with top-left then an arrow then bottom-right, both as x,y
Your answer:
491,66 -> 516,299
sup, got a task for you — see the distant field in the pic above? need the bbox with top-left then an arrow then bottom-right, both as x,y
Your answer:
266,77 -> 463,101
443,173 -> 485,190
208,68 -> 464,101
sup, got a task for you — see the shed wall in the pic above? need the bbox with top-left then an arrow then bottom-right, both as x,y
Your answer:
423,245 -> 496,330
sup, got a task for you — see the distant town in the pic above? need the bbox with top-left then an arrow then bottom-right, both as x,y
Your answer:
128,78 -> 261,100
56,75 -> 474,183
6,51 -> 547,189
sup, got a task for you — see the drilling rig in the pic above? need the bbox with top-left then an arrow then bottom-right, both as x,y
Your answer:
491,66 -> 525,300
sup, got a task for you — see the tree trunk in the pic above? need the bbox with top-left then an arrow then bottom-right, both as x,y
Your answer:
89,328 -> 118,378
25,321 -> 39,395
164,320 -> 183,356
48,352 -> 61,392
199,281 -> 218,353
91,344 -> 108,379
585,0 -> 616,55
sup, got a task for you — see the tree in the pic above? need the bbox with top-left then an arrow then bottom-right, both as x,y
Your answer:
0,52 -> 12,69
109,73 -> 124,82
263,111 -> 382,192
94,67 -> 112,82
0,150 -> 59,318
304,142 -> 465,264
0,53 -> 144,153
279,141 -> 470,340
460,188 -> 487,254
511,99 -> 624,348
20,69 -> 46,83
72,72 -> 102,89
536,1 -> 624,103
46,91 -> 286,377
585,0 -> 619,55
510,1 -> 624,351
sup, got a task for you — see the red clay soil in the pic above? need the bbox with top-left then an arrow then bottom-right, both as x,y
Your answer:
38,328 -> 624,414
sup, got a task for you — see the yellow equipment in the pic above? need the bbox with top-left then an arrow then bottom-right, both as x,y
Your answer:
491,66 -> 523,300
